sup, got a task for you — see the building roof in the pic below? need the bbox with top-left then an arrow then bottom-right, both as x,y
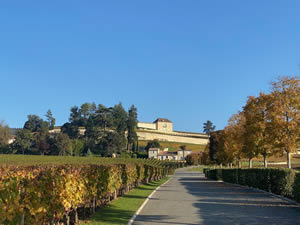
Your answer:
153,118 -> 172,123
149,148 -> 160,151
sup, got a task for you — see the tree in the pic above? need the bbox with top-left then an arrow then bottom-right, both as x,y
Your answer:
0,121 -> 11,153
185,152 -> 202,165
97,131 -> 122,156
223,112 -> 245,168
24,115 -> 45,132
45,109 -> 56,130
0,121 -> 10,147
79,102 -> 97,127
33,128 -> 51,155
203,120 -> 216,135
268,76 -> 300,168
211,131 -> 229,166
209,130 -> 226,165
61,122 -> 79,139
85,104 -> 112,154
112,103 -> 128,134
90,104 -> 114,131
55,133 -> 73,156
201,144 -> 211,165
69,106 -> 82,126
242,131 -> 260,168
72,139 -> 85,156
13,129 -> 32,155
80,103 -> 91,120
145,140 -> 160,151
179,145 -> 186,159
127,105 -> 138,152
242,93 -> 275,168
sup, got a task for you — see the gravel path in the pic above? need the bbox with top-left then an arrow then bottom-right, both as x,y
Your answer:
133,168 -> 300,225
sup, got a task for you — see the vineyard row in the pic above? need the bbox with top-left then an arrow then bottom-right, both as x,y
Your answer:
0,158 -> 183,225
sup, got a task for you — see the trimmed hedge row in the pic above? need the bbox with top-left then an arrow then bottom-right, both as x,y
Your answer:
0,162 -> 180,225
204,168 -> 299,201
293,173 -> 300,202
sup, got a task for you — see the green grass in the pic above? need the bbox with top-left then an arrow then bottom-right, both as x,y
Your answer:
0,154 -> 172,167
81,177 -> 169,225
187,166 -> 205,173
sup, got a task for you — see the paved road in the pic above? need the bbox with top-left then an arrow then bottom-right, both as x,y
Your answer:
133,168 -> 300,225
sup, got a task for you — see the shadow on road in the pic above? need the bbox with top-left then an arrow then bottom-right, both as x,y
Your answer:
179,172 -> 300,225
132,215 -> 199,225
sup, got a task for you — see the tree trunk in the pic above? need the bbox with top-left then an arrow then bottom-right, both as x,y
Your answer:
220,164 -> 223,168
249,158 -> 252,168
230,163 -> 233,168
20,212 -> 25,225
75,208 -> 78,224
238,160 -> 241,168
66,214 -> 70,225
287,152 -> 291,169
93,197 -> 96,213
263,155 -> 268,168
127,143 -> 130,153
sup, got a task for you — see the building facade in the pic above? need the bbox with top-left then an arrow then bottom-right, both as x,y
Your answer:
137,118 -> 209,145
148,148 -> 192,160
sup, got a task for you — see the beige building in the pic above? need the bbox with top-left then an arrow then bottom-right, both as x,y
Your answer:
49,126 -> 86,136
137,118 -> 209,145
148,148 -> 192,160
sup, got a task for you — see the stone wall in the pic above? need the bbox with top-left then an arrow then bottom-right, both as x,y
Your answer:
137,130 -> 209,145
137,122 -> 156,130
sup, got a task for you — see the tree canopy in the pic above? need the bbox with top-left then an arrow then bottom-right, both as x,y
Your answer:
208,76 -> 300,168
203,120 -> 216,135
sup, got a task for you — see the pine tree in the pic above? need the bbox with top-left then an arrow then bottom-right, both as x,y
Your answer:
203,120 -> 216,135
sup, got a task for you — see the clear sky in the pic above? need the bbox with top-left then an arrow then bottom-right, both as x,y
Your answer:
1,1 -> 299,132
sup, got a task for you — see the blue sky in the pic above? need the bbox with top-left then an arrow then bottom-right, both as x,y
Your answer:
1,1 -> 299,132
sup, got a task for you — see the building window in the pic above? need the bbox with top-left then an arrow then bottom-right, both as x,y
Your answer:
163,124 -> 167,128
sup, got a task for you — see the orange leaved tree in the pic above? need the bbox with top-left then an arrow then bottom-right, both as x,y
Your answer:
268,76 -> 300,168
243,93 -> 275,168
223,112 -> 246,168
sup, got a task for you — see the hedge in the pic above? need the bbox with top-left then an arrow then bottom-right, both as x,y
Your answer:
293,173 -> 300,202
0,161 -> 181,225
204,168 -> 299,201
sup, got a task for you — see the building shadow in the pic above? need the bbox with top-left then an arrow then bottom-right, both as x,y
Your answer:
178,172 -> 300,225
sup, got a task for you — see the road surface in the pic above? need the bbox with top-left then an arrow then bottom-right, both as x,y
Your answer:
133,168 -> 300,225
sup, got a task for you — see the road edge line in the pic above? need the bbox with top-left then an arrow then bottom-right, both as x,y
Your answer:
127,176 -> 172,225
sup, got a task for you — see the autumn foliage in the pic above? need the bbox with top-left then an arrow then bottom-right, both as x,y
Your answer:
209,76 -> 300,168
0,157 -> 180,225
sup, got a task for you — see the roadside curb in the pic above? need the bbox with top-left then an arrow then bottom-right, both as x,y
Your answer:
127,176 -> 173,225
